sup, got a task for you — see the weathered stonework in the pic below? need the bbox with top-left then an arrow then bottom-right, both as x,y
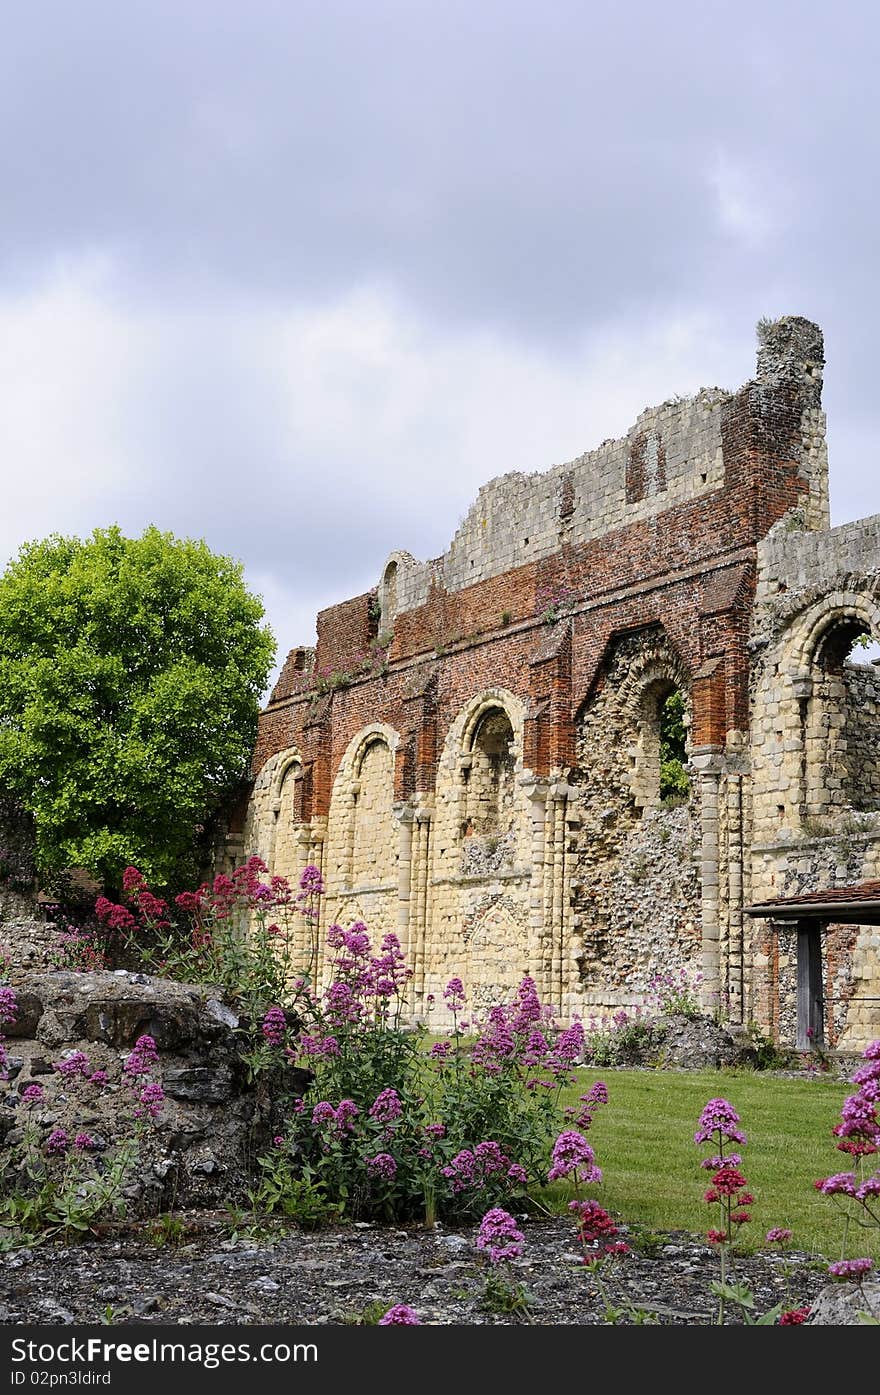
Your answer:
240,315 -> 880,1049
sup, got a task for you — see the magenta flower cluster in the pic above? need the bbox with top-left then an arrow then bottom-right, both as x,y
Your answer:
261,1006 -> 287,1046
547,1130 -> 602,1186
475,1207 -> 524,1265
814,1038 -> 880,1280
378,1304 -> 422,1325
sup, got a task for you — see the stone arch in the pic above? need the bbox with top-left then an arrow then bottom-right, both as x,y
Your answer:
377,550 -> 416,630
271,753 -> 303,880
577,631 -> 692,814
778,592 -> 880,821
325,723 -> 400,937
433,689 -> 529,883
243,745 -> 306,875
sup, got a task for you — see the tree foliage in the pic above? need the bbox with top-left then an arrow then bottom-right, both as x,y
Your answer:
0,526 -> 275,892
659,688 -> 689,803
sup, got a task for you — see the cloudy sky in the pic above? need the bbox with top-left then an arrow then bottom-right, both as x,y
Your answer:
2,1 -> 879,691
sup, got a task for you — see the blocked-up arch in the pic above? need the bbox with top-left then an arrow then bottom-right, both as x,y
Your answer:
326,723 -> 400,896
433,690 -> 529,882
243,745 -> 305,874
577,630 -> 692,813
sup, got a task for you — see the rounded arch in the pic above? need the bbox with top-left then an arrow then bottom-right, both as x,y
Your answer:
575,630 -> 692,813
377,551 -> 417,629
782,592 -> 880,679
243,745 -> 306,873
767,592 -> 880,824
272,750 -> 303,801
326,722 -> 401,896
454,688 -> 528,757
433,689 -> 529,882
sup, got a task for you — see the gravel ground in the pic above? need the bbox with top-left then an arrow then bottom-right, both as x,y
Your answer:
0,1213 -> 834,1327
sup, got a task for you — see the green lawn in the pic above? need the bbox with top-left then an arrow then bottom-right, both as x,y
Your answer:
540,1068 -> 877,1261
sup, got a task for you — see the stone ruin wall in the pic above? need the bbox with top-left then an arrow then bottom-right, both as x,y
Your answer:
749,512 -> 880,1048
238,316 -> 880,1047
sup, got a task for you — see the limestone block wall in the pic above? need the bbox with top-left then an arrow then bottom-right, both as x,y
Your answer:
747,507 -> 880,1046
394,389 -> 730,613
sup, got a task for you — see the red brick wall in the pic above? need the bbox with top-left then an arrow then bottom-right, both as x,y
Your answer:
252,374 -> 813,819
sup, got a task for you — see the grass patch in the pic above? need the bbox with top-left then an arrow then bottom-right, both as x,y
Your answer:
543,1068 -> 874,1261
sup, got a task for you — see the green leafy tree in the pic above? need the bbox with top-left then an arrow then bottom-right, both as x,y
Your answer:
0,525 -> 275,892
659,689 -> 690,803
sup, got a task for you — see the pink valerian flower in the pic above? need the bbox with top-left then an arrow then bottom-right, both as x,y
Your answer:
95,900 -> 137,932
548,1130 -> 602,1185
298,1034 -> 340,1059
443,977 -> 466,1012
470,1006 -> 516,1072
312,1101 -> 336,1126
474,1141 -> 509,1176
273,1136 -> 285,1147
708,1166 -> 749,1198
566,1081 -> 610,1130
424,1123 -> 445,1140
522,1029 -> 550,1067
694,1098 -> 747,1148
298,864 -> 325,899
74,1132 -> 97,1151
814,1172 -> 857,1196
0,985 -> 17,1026
21,1084 -> 43,1103
855,1176 -> 880,1201
135,889 -> 169,923
430,1041 -> 452,1062
766,1228 -> 793,1245
828,1258 -> 874,1279
367,1152 -> 398,1180
135,1082 -> 165,1120
707,1228 -> 728,1244
324,981 -> 361,1026
54,1050 -> 92,1079
569,1199 -> 627,1257
547,1021 -> 586,1076
510,976 -> 544,1033
442,1150 -> 477,1191
122,866 -> 146,893
476,1208 -> 524,1265
700,1153 -> 742,1170
779,1307 -> 811,1324
378,1304 -> 421,1325
45,1128 -> 69,1156
89,1071 -> 108,1088
261,1006 -> 287,1046
507,1164 -> 528,1185
123,1035 -> 159,1076
369,1088 -> 402,1124
333,1099 -> 360,1134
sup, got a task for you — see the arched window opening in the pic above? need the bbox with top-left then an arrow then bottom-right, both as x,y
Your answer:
460,707 -> 516,874
659,690 -> 689,804
632,679 -> 691,810
381,560 -> 398,631
805,617 -> 880,819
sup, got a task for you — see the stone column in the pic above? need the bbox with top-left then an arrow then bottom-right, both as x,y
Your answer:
522,777 -> 549,1004
393,801 -> 414,961
691,749 -> 724,1012
309,817 -> 327,985
411,802 -> 433,1017
548,781 -> 570,1020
